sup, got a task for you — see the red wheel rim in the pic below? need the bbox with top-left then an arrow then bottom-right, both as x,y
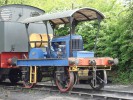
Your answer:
23,81 -> 35,88
56,68 -> 74,92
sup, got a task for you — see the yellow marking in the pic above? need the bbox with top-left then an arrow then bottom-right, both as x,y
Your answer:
69,66 -> 78,72
30,66 -> 37,83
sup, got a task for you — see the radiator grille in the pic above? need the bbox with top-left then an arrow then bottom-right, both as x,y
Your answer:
71,39 -> 83,51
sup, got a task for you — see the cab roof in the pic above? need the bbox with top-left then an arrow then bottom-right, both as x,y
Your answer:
21,7 -> 105,25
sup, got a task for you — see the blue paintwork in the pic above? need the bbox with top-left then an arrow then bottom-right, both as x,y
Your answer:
73,51 -> 94,58
29,48 -> 44,59
17,58 -> 69,67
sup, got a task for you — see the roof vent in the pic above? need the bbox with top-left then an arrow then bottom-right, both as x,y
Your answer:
0,9 -> 12,21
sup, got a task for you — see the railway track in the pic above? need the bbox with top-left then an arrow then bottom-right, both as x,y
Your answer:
0,82 -> 133,100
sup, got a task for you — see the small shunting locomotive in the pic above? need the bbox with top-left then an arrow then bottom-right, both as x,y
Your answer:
0,4 -> 118,92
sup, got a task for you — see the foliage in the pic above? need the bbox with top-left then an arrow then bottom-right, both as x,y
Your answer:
112,70 -> 133,84
116,4 -> 133,71
55,24 -> 70,36
77,21 -> 98,51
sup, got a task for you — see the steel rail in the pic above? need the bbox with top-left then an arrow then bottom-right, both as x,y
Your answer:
0,83 -> 133,100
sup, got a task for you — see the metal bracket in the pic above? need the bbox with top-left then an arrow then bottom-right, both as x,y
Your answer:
92,66 -> 97,88
25,23 -> 30,53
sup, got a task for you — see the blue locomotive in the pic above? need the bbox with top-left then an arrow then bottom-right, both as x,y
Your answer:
0,4 -> 118,92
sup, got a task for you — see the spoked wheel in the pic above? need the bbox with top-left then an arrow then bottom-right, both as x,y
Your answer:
23,78 -> 35,88
8,69 -> 22,84
55,67 -> 75,92
22,67 -> 35,88
23,81 -> 35,88
89,70 -> 106,90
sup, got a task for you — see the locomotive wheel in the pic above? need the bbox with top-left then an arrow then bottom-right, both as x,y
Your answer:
55,67 -> 74,92
8,69 -> 22,84
89,70 -> 106,90
22,68 -> 35,88
23,81 -> 35,88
